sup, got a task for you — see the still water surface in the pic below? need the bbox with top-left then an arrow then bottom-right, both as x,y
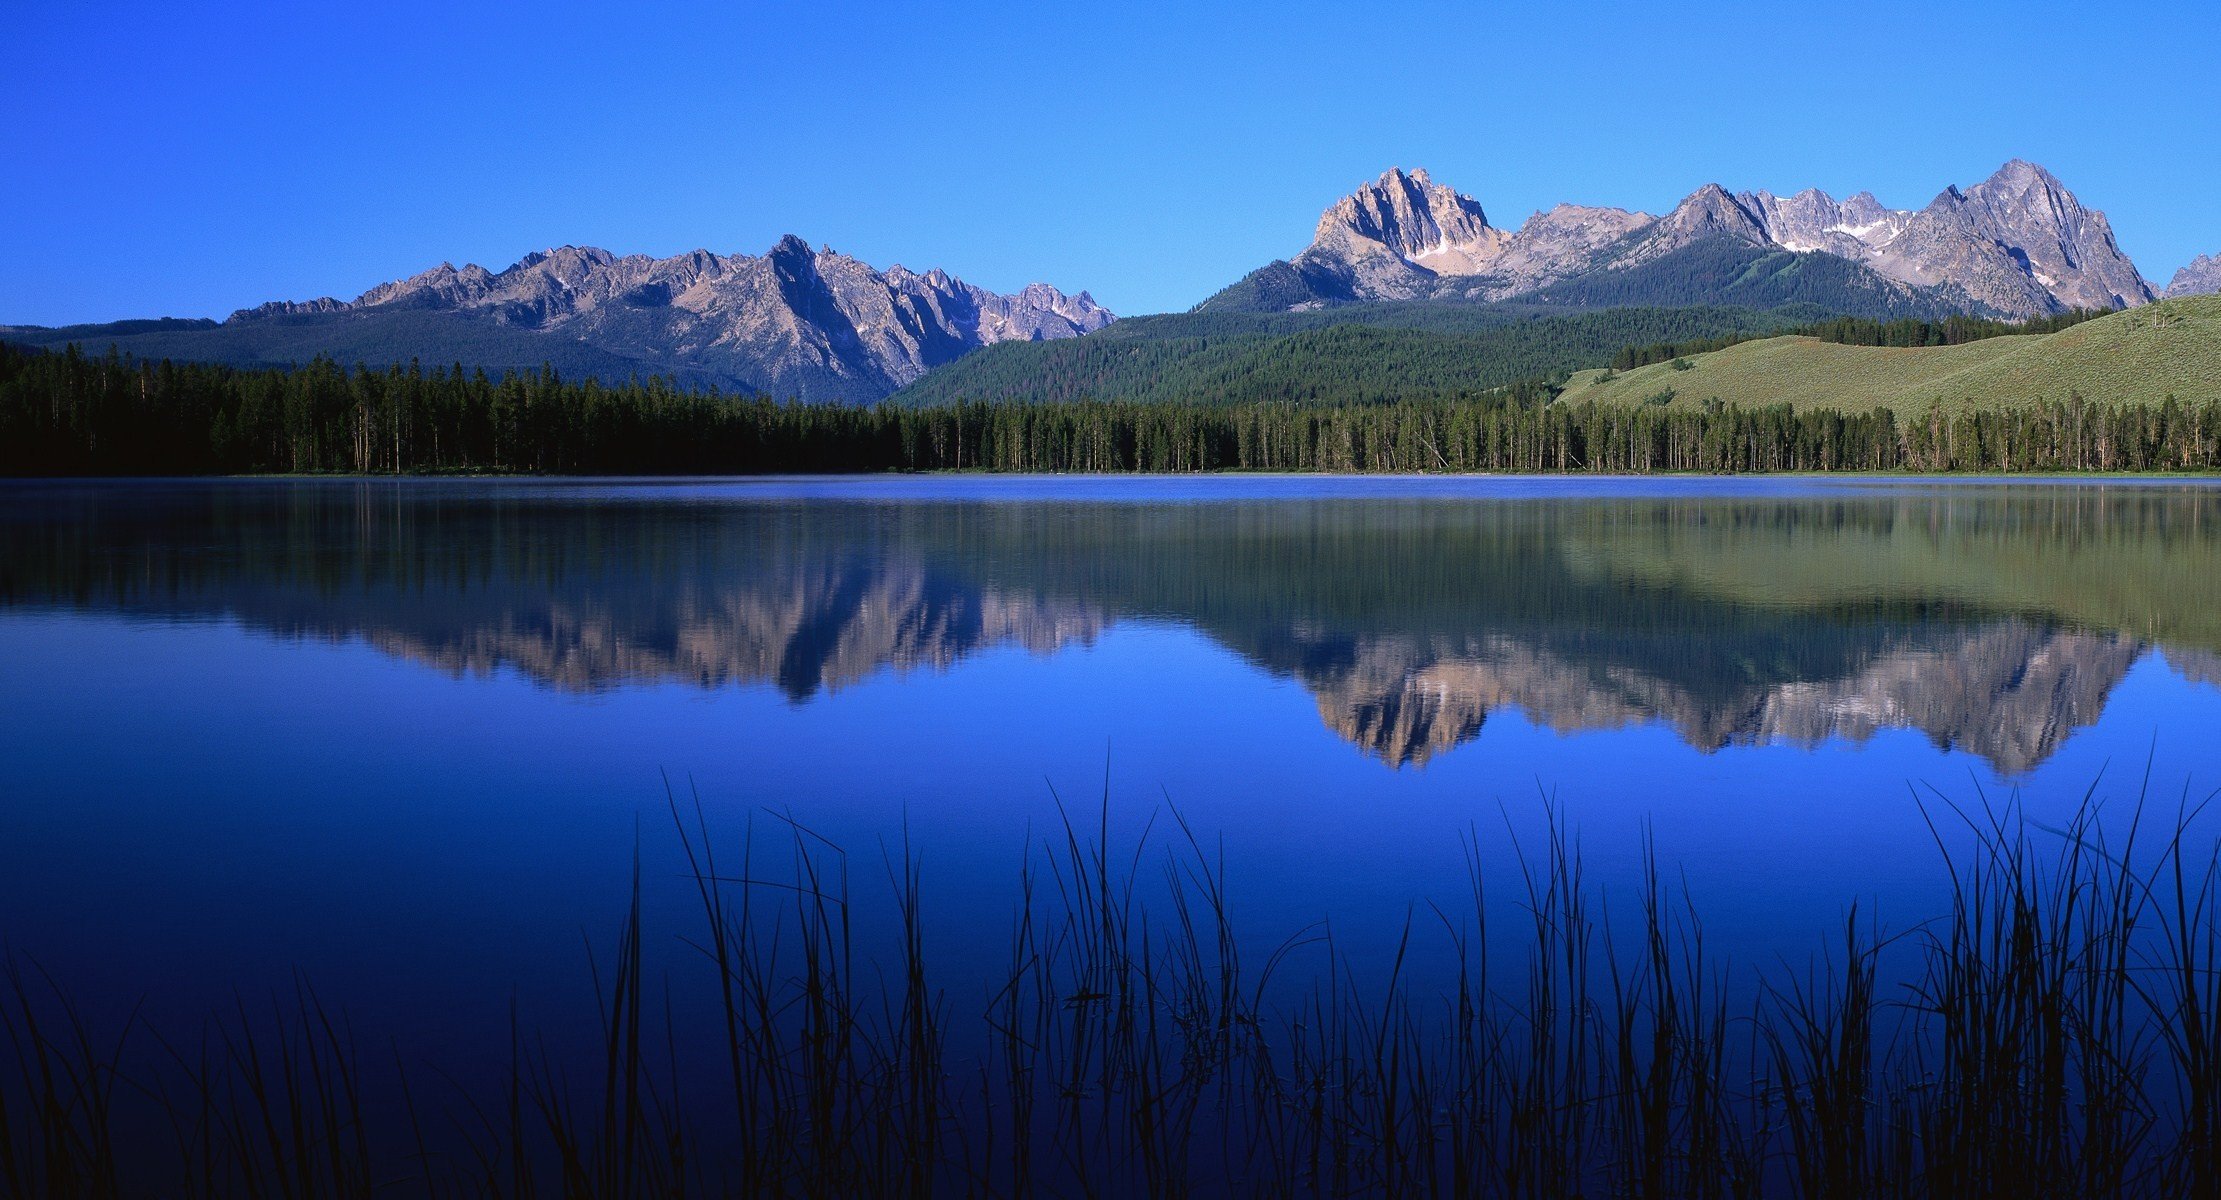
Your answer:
3,475 -> 2218,1073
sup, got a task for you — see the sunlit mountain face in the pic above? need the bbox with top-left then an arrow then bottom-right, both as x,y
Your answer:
4,480 -> 2215,774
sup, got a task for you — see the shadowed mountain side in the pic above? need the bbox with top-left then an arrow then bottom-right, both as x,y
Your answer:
2,482 -> 2212,771
888,304 -> 1824,408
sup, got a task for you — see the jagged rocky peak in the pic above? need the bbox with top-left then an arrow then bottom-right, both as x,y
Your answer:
354,261 -> 499,308
1310,166 -> 1510,273
1742,187 -> 1912,257
1481,203 -> 1654,288
1519,202 -> 1654,238
1237,160 -> 2157,318
225,234 -> 1112,402
1968,158 -> 2070,210
1718,161 -> 2152,316
230,296 -> 348,321
1286,168 -> 1657,305
2164,253 -> 2221,299
1013,281 -> 1110,325
1669,183 -> 1767,234
1615,182 -> 1770,267
1838,190 -> 1894,227
513,245 -> 616,274
1627,160 -> 2153,315
1948,158 -> 2153,311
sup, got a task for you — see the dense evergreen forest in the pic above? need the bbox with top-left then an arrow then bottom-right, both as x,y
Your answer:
5,340 -> 2217,475
891,302 -> 2116,411
889,304 -> 1827,407
1608,308 -> 2110,369
1487,239 -> 1984,316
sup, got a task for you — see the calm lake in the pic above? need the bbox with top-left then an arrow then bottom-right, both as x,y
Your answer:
5,475 -> 2220,1092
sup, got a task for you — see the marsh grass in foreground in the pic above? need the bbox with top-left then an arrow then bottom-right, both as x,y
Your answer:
6,776 -> 2221,1198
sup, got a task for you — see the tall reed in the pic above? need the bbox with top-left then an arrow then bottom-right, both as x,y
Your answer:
3,774 -> 2217,1197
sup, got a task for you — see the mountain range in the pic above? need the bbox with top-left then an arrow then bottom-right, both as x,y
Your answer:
3,236 -> 1111,403
4,158 -> 2212,402
1202,160 -> 2157,319
2167,253 -> 2221,298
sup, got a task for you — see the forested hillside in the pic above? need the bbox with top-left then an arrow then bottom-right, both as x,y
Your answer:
6,339 -> 2216,477
0,307 -> 742,393
1499,239 -> 1984,316
900,241 -> 2006,410
892,305 -> 1827,408
1196,236 -> 1988,319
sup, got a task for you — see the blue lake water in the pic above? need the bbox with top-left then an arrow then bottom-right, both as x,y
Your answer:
4,475 -> 2220,1084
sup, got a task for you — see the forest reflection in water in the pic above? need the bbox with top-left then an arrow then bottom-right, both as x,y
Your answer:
5,476 -> 2216,775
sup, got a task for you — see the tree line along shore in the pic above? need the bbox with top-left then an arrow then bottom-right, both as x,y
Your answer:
4,338 -> 2218,476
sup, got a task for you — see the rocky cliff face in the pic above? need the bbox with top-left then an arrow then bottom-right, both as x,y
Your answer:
2165,254 -> 2221,298
1283,168 -> 1652,305
1829,160 -> 2154,315
1706,162 -> 2160,317
1743,188 -> 1914,263
1607,183 -> 1773,270
1460,203 -> 1655,297
1252,160 -> 2154,318
229,236 -> 1112,402
1298,167 -> 1511,299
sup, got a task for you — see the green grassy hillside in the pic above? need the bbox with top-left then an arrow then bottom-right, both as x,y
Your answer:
1555,295 -> 2221,415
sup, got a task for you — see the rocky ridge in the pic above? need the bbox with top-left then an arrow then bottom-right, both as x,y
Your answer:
2166,254 -> 2221,299
227,236 -> 1112,402
1251,161 -> 2154,318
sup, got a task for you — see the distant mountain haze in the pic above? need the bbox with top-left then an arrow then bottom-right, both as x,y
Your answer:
1205,160 -> 2157,319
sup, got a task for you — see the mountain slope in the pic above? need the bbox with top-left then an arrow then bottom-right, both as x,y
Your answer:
1499,238 -> 1981,317
891,304 -> 1828,407
1204,162 -> 2154,319
0,237 -> 1112,402
0,307 -> 748,391
1741,161 -> 2151,314
1553,295 -> 2221,415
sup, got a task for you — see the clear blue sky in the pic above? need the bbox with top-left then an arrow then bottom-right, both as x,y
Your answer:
6,0 -> 2217,325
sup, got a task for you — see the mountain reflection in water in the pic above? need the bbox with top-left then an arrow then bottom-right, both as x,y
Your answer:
4,479 -> 2215,774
